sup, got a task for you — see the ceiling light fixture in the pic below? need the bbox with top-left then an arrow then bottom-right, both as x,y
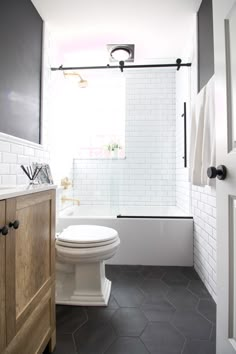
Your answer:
111,47 -> 131,61
107,44 -> 135,63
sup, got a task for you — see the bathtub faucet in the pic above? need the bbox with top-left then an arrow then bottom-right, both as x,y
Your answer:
61,177 -> 72,189
61,196 -> 80,205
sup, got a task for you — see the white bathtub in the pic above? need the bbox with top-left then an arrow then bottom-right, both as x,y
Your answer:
57,206 -> 193,266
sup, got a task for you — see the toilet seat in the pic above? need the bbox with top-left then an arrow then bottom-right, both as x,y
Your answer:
57,225 -> 119,248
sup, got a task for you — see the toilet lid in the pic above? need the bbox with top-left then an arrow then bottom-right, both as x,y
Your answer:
57,225 -> 119,248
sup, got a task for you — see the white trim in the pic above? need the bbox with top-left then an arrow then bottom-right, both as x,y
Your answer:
73,157 -> 126,160
40,21 -> 46,146
0,132 -> 44,150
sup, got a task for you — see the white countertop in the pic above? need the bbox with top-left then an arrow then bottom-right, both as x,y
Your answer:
0,184 -> 57,200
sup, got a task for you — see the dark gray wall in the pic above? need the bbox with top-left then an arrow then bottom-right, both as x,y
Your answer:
197,0 -> 214,92
0,0 -> 43,144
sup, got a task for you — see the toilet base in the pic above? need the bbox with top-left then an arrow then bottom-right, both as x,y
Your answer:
56,261 -> 112,306
70,277 -> 111,306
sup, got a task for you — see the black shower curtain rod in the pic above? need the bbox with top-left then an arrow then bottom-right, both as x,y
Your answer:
51,58 -> 191,73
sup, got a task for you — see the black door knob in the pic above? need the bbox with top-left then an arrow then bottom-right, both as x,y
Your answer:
0,226 -> 8,236
9,220 -> 20,229
207,165 -> 227,180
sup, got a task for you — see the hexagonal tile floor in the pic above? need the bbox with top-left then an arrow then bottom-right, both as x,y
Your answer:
47,265 -> 216,354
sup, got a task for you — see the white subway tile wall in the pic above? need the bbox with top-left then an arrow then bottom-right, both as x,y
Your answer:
0,139 -> 50,185
73,69 -> 176,206
176,121 -> 217,300
191,184 -> 216,300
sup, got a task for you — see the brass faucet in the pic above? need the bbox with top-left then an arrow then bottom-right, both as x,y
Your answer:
61,195 -> 80,205
61,177 -> 72,189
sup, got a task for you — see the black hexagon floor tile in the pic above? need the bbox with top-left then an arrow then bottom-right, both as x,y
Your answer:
73,321 -> 116,354
111,308 -> 148,336
141,266 -> 166,279
167,287 -> 199,310
85,307 -> 117,323
138,278 -> 169,297
107,295 -> 120,309
113,270 -> 143,287
85,295 -> 119,323
141,296 -> 176,322
113,286 -> 145,307
117,265 -> 145,272
56,305 -> 87,334
210,325 -> 216,343
141,322 -> 185,354
105,337 -> 149,354
161,266 -> 182,272
52,334 -> 76,354
162,270 -> 189,287
188,280 -> 211,299
180,267 -> 200,280
105,265 -> 122,281
198,299 -> 216,324
182,340 -> 216,354
54,266 -> 216,354
172,311 -> 212,340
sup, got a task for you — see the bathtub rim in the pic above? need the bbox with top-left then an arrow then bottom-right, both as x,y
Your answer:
59,205 -> 192,219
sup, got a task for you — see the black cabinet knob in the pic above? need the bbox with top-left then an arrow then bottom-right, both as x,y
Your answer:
9,220 -> 20,229
0,226 -> 8,236
207,165 -> 227,180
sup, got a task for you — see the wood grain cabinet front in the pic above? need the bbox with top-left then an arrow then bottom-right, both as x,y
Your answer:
0,189 -> 56,354
0,200 -> 7,353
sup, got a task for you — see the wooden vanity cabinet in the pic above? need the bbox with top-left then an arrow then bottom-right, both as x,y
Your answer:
0,189 -> 56,354
0,200 -> 6,353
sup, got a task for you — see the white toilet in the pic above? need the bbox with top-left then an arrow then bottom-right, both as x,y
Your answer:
55,225 -> 120,306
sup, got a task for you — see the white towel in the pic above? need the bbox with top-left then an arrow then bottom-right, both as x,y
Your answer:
188,105 -> 196,182
201,76 -> 215,185
189,76 -> 215,186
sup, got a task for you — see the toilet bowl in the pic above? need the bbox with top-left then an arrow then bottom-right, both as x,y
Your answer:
55,225 -> 120,306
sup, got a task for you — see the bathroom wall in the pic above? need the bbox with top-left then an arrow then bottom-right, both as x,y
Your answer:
73,69 -> 176,206
192,185 -> 216,299
0,138 -> 49,185
197,0 -> 214,92
0,24 -> 51,185
191,17 -> 216,301
194,0 -> 216,301
176,15 -> 217,301
0,0 -> 43,144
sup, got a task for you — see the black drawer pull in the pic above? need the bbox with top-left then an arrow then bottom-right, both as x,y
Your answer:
0,226 -> 8,236
9,220 -> 20,229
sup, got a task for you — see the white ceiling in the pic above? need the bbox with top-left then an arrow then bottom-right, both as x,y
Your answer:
32,0 -> 202,65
